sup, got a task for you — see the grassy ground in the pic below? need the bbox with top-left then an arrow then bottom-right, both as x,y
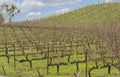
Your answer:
0,56 -> 120,77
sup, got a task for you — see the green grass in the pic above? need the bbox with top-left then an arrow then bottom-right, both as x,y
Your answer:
0,56 -> 120,77
36,2 -> 120,26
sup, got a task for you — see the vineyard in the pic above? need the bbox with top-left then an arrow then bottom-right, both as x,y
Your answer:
0,2 -> 120,77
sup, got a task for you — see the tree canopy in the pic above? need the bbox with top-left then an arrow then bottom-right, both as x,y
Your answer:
1,4 -> 20,23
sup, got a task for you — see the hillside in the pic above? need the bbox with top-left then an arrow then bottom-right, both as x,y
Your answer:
1,2 -> 120,77
34,2 -> 120,26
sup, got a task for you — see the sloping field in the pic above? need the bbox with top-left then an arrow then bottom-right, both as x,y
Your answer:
0,2 -> 120,77
27,2 -> 120,26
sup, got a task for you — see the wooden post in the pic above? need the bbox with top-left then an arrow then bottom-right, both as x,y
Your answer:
29,61 -> 32,68
108,65 -> 111,74
57,64 -> 60,74
76,62 -> 79,71
13,44 -> 16,70
47,45 -> 50,74
85,49 -> 88,77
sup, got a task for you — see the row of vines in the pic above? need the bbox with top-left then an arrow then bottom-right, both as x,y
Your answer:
0,24 -> 120,77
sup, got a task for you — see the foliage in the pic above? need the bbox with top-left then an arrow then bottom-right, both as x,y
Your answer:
2,4 -> 20,22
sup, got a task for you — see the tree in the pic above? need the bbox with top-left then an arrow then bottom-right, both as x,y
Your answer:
0,13 -> 4,24
0,5 -> 4,24
2,4 -> 20,22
